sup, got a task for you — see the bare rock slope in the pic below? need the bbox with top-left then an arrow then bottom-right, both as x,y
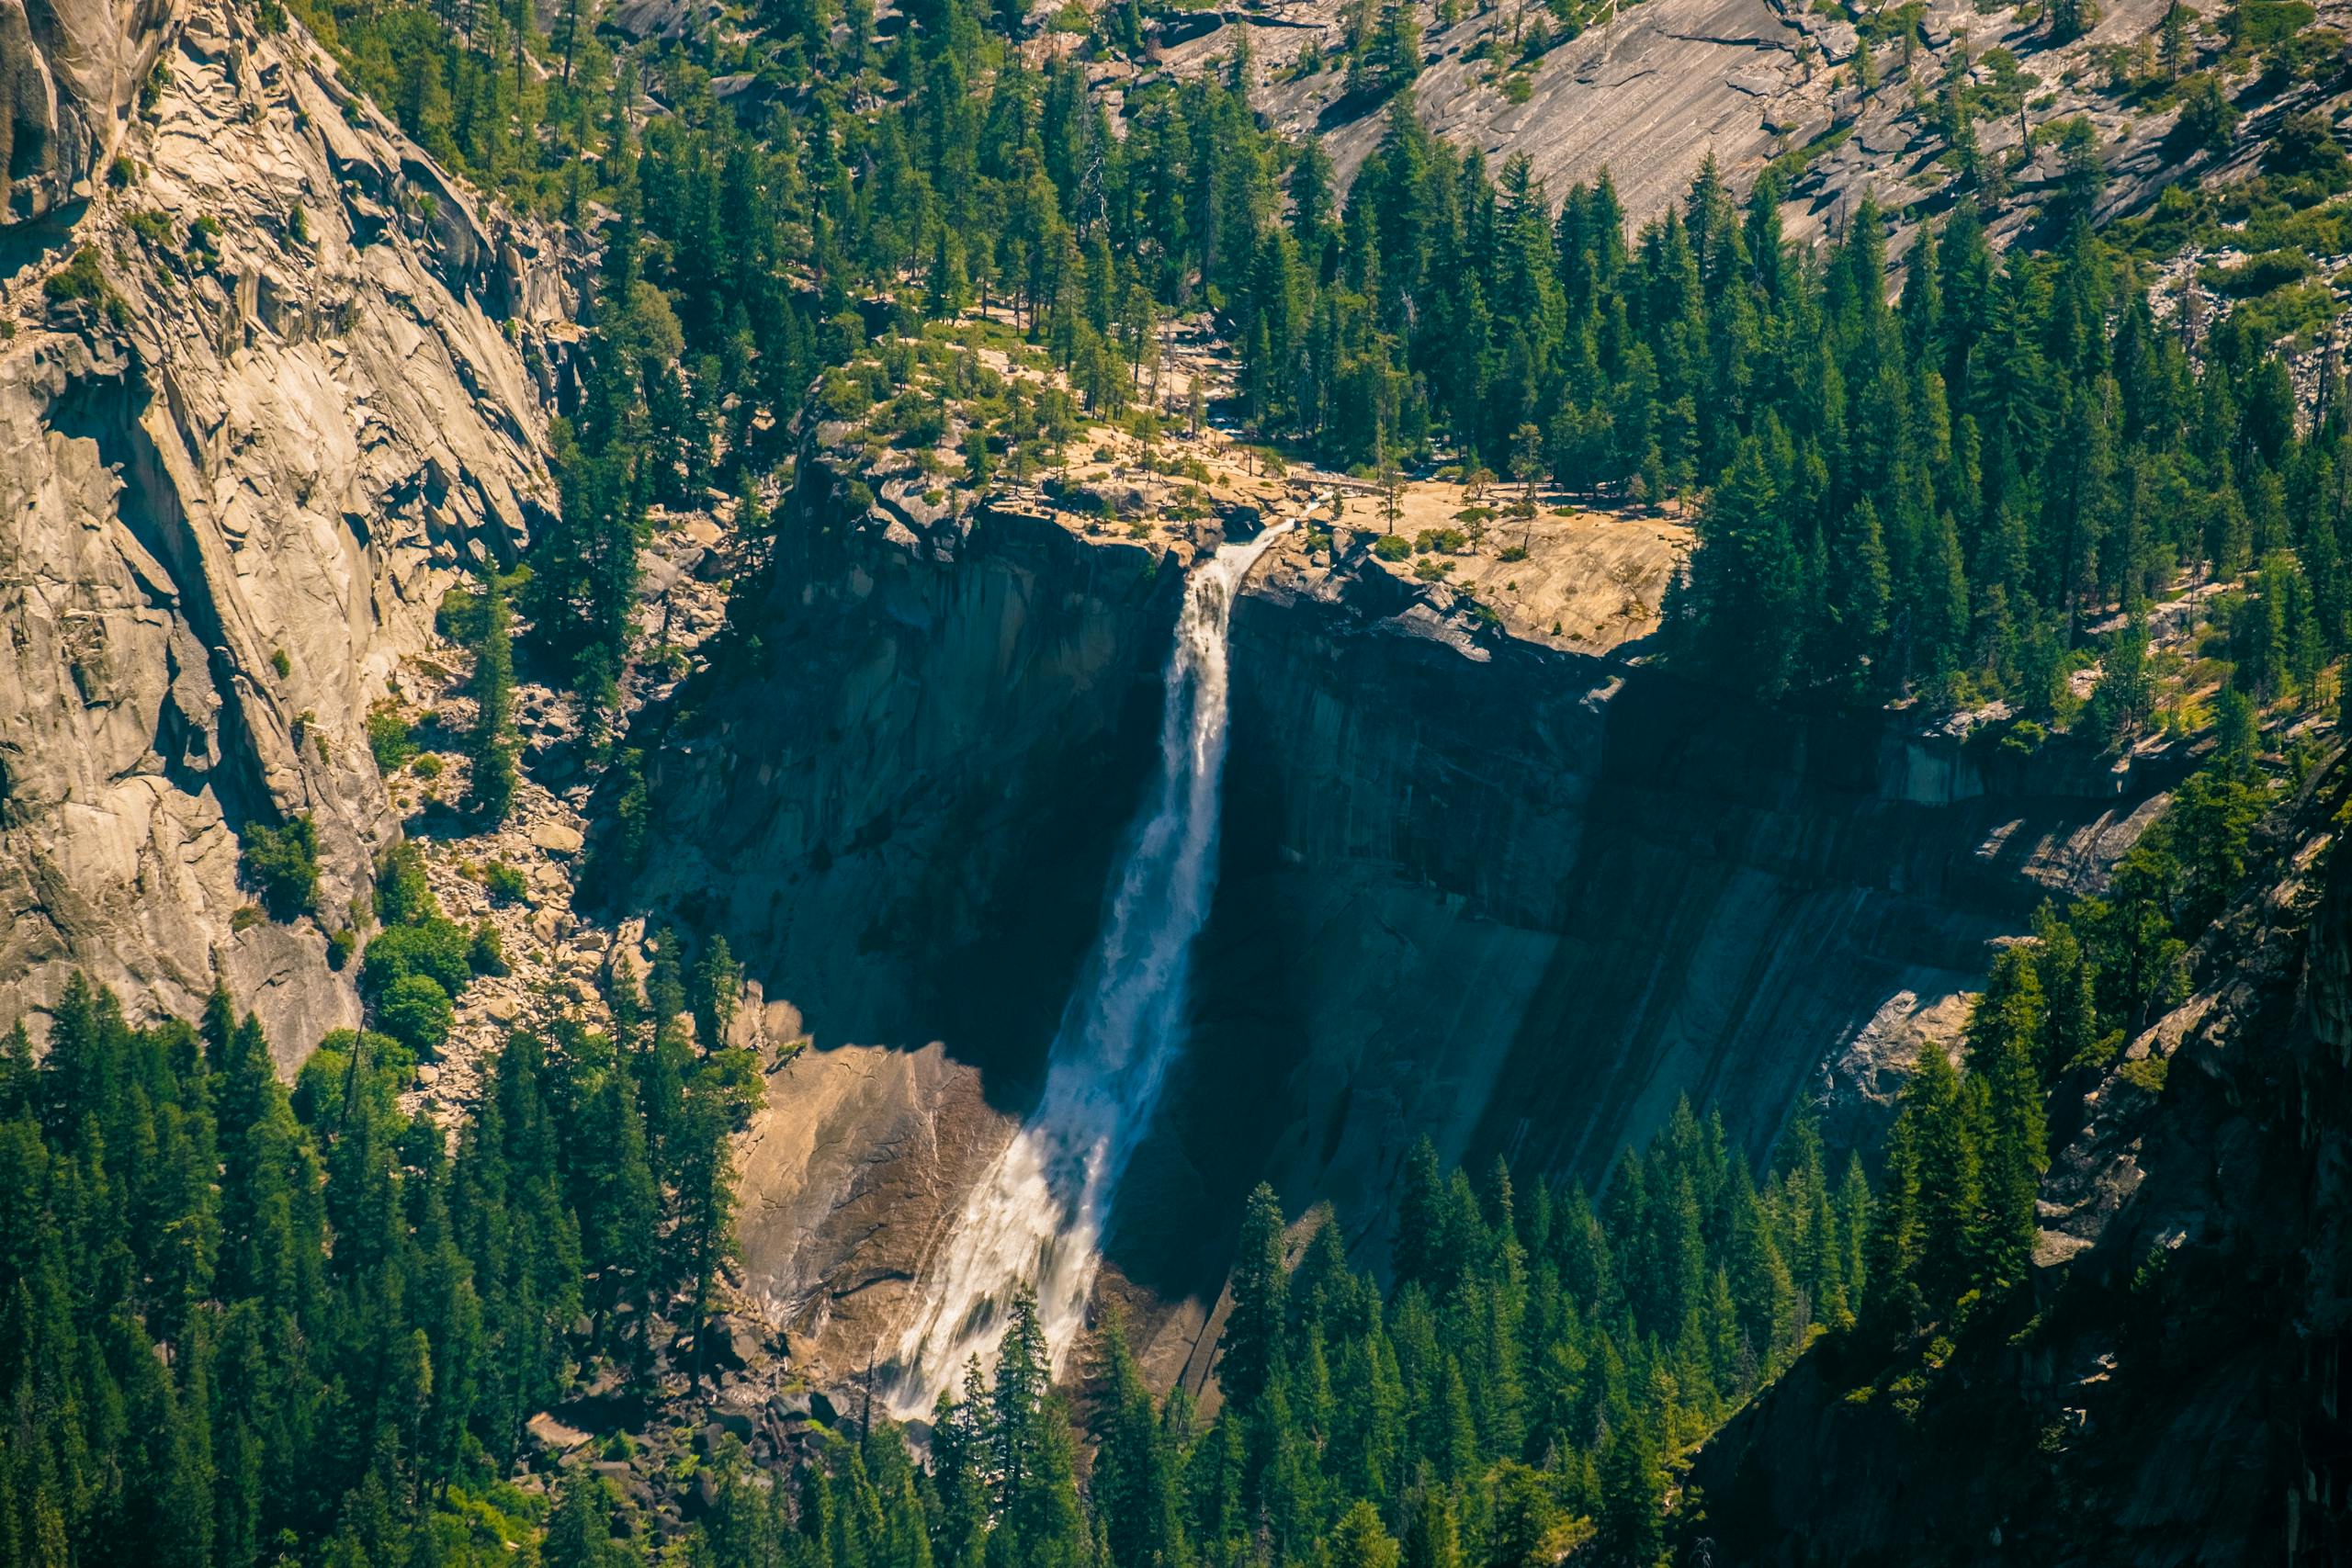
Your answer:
0,0 -> 172,225
0,0 -> 556,1058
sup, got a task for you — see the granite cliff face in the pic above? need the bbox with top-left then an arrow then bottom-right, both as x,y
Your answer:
0,0 -> 557,1059
631,453 -> 1204,1381
1174,561 -> 2173,1269
1148,0 -> 2322,243
637,468 -> 2177,1394
0,0 -> 172,226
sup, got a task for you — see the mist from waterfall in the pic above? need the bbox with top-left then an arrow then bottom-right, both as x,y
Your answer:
880,520 -> 1294,1418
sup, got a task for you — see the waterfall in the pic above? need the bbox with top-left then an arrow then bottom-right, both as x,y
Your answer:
881,519 -> 1295,1418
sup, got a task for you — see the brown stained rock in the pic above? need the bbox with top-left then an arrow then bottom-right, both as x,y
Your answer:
730,1043 -> 1012,1393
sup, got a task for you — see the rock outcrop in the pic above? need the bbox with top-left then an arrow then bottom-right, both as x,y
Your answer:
1155,0 -> 2344,254
0,0 -> 172,226
0,0 -> 556,1059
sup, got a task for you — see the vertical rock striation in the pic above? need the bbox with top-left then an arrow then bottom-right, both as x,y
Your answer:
0,0 -> 172,225
0,0 -> 556,1059
647,509 -> 2181,1393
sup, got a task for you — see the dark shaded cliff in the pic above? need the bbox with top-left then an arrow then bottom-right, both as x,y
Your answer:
1136,555 -> 2180,1293
1689,758 -> 2352,1567
637,483 -> 1185,1090
634,502 -> 2183,1391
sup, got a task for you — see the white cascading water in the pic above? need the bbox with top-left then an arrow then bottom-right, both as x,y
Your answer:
882,518 -> 1295,1418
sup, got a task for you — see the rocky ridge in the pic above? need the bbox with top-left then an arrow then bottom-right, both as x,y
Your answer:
0,0 -> 563,1059
1141,0 -> 2352,251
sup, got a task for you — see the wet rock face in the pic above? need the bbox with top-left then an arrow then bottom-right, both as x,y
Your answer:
0,0 -> 171,225
634,473 -> 1196,1390
0,0 -> 556,1056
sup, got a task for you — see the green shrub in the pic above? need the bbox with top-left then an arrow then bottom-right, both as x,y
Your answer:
363,918 -> 472,1001
1373,534 -> 1413,561
294,1030 -> 413,1122
435,585 -> 486,642
2169,72 -> 2239,153
2262,111 -> 2350,189
375,973 -> 454,1056
268,647 -> 292,679
374,842 -> 439,928
44,248 -> 107,302
2233,278 -> 2336,344
240,814 -> 320,920
367,705 -> 417,771
469,919 -> 508,977
43,248 -> 125,323
327,927 -> 357,970
2210,248 -> 2315,297
481,861 -> 530,904
2229,0 -> 2313,47
889,396 -> 950,448
817,365 -> 879,421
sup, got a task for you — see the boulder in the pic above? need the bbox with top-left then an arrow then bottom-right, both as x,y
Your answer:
699,1313 -> 765,1371
529,820 -> 585,856
526,1412 -> 592,1455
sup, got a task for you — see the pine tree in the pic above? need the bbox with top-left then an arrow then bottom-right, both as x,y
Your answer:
1329,1500 -> 1401,1568
1964,948 -> 2048,1292
989,1296 -> 1087,1568
1909,1040 -> 1979,1313
2157,0 -> 2193,78
1400,1487 -> 1461,1568
1592,1420 -> 1665,1568
1090,1315 -> 1184,1568
466,570 -> 519,824
691,935 -> 743,1050
1395,1136 -> 1446,1292
1222,1184 -> 1288,1408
